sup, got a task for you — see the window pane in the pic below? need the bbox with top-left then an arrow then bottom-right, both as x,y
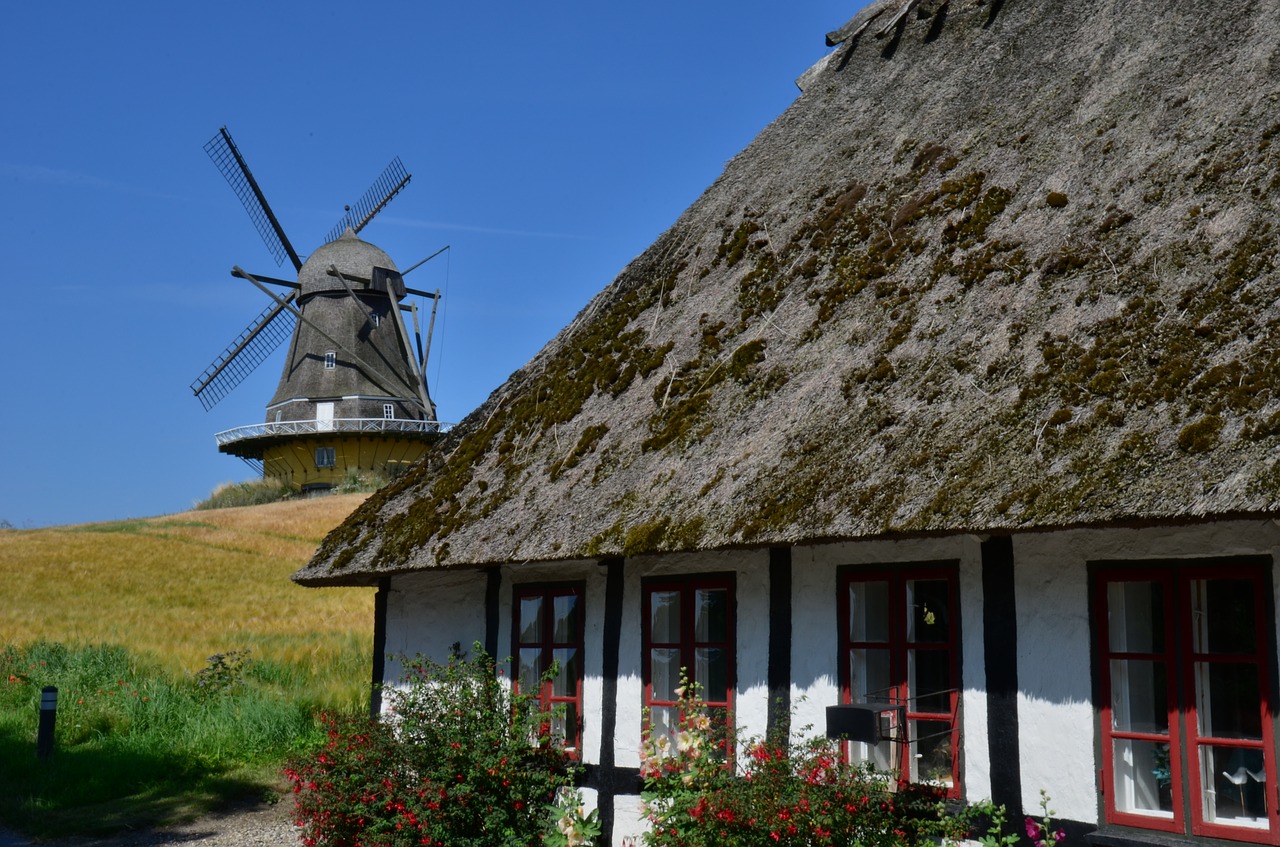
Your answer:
695,647 -> 728,704
907,579 -> 950,643
552,593 -> 579,644
1201,745 -> 1268,828
1191,579 -> 1256,655
849,736 -> 894,773
650,590 -> 681,643
1108,581 -> 1164,653
909,649 -> 952,714
650,647 -> 680,702
1109,659 -> 1169,734
910,719 -> 954,787
850,648 -> 892,703
518,647 -> 542,693
694,588 -> 727,642
1195,662 -> 1262,740
552,702 -> 579,751
1112,738 -> 1175,818
850,580 -> 890,642
518,596 -> 542,644
552,648 -> 579,698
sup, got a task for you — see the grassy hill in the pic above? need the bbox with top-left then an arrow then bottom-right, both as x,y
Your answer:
0,494 -> 373,695
0,494 -> 375,836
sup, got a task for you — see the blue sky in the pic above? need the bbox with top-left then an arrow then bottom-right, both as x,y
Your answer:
0,1 -> 862,528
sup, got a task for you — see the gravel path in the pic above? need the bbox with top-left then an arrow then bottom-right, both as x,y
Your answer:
0,800 -> 300,847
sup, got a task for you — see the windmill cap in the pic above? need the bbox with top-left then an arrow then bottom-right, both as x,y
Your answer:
298,229 -> 399,296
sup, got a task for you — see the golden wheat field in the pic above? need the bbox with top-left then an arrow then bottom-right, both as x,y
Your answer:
0,495 -> 375,697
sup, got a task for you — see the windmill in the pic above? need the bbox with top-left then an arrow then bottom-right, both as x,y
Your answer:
192,126 -> 448,493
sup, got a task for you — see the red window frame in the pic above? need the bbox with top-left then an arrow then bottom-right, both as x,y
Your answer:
1095,561 -> 1278,843
642,575 -> 735,745
837,563 -> 961,798
511,582 -> 585,757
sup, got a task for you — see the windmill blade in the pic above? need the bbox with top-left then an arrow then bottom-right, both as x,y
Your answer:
323,157 -> 411,244
205,127 -> 303,271
190,294 -> 298,410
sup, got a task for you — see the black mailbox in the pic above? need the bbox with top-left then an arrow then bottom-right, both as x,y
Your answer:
826,702 -> 903,743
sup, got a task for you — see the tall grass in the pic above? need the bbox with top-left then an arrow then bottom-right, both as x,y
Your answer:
0,642 -> 347,837
0,497 -> 375,836
196,478 -> 294,510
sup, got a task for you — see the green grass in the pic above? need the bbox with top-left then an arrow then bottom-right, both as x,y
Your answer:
0,496 -> 376,838
0,641 -> 356,838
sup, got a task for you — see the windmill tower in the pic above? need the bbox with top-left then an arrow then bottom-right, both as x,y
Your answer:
192,127 -> 447,494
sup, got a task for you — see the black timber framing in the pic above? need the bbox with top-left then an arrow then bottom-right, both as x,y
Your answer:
584,557 -> 628,844
981,535 -> 1023,819
370,577 -> 390,719
768,545 -> 793,745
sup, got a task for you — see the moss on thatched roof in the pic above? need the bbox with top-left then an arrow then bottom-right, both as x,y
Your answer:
297,0 -> 1280,586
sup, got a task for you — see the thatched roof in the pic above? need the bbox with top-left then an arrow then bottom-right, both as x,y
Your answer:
296,0 -> 1280,586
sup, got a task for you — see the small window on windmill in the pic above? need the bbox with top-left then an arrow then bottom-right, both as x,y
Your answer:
324,351 -> 336,370
370,311 -> 381,328
383,403 -> 394,420
315,447 -> 336,468
371,267 -> 406,299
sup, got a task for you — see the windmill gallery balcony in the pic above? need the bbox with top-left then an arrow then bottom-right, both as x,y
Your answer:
214,417 -> 453,452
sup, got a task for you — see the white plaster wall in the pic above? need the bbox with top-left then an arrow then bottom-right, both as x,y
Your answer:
1012,520 -> 1280,825
382,569 -> 489,697
612,794 -> 648,846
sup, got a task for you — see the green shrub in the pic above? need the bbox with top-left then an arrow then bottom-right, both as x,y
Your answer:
286,643 -> 579,847
195,479 -> 293,510
639,683 -> 976,847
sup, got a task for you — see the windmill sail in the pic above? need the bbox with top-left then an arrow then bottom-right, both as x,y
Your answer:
205,127 -> 302,271
190,296 -> 297,411
323,158 -> 411,245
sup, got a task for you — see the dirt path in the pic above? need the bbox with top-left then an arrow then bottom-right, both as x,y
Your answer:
0,800 -> 299,847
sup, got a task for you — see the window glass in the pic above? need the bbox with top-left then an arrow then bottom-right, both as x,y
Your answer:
849,580 -> 890,642
1108,580 -> 1164,654
518,596 -> 542,644
695,646 -> 728,697
1195,662 -> 1262,740
910,719 -> 954,786
909,649 -> 952,713
1191,579 -> 1255,655
1201,746 -> 1268,827
650,648 -> 681,702
644,577 -> 735,748
907,579 -> 950,643
1112,738 -> 1175,818
841,568 -> 959,796
650,590 -> 681,644
552,594 -> 578,644
1109,659 -> 1169,734
517,648 -> 541,693
694,588 -> 727,642
1098,565 -> 1275,841
511,585 -> 583,755
850,648 -> 892,703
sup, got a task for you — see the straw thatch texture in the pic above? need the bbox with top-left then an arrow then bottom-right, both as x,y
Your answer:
297,0 -> 1280,585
